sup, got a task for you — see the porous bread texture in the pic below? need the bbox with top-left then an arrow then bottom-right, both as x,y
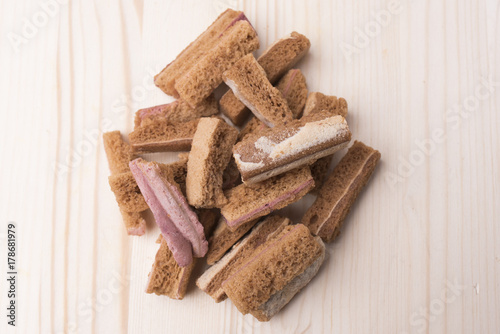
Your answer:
120,210 -> 146,236
103,131 -> 146,235
223,54 -> 293,127
237,117 -> 266,142
258,31 -> 311,83
302,92 -> 348,118
186,118 -> 239,208
196,209 -> 220,240
103,131 -> 135,175
128,118 -> 199,153
157,153 -> 189,196
220,166 -> 314,229
222,157 -> 241,190
309,155 -> 333,193
197,215 -> 290,302
108,172 -> 149,212
154,9 -> 243,97
206,217 -> 259,265
233,113 -> 351,184
222,224 -> 325,321
302,141 -> 381,242
146,235 -> 195,299
275,69 -> 308,118
219,31 -> 310,126
175,20 -> 259,107
134,95 -> 218,128
219,91 -> 250,126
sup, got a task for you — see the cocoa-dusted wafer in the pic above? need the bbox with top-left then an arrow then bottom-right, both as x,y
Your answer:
146,234 -> 196,299
134,95 -> 218,129
221,166 -> 314,229
302,141 -> 381,242
197,215 -> 290,302
128,118 -> 199,153
302,92 -> 348,118
233,113 -> 351,184
223,54 -> 293,127
205,217 -> 259,265
275,69 -> 308,118
222,224 -> 325,322
175,20 -> 259,107
220,32 -> 311,125
154,9 -> 248,97
103,131 -> 147,236
186,118 -> 238,208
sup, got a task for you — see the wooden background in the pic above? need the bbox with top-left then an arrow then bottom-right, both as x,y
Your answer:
1,0 -> 499,333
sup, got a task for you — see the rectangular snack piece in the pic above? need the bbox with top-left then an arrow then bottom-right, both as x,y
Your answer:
206,217 -> 259,265
197,215 -> 290,302
103,131 -> 135,175
301,141 -> 381,242
275,69 -> 308,118
154,9 -> 246,97
233,113 -> 351,184
103,131 -> 146,236
134,94 -> 218,128
186,118 -> 238,208
221,166 -> 314,229
302,92 -> 348,118
146,234 -> 195,299
223,54 -> 293,127
128,118 -> 199,153
222,224 -> 325,321
220,32 -> 311,125
175,20 -> 259,107
130,158 -> 208,267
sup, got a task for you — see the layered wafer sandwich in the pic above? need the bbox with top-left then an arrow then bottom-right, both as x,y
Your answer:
155,9 -> 259,106
302,141 -> 381,241
197,215 -> 290,302
221,166 -> 314,229
220,32 -> 310,125
222,223 -> 325,321
233,112 -> 351,184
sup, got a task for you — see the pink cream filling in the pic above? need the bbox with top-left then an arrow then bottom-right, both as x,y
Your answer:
224,178 -> 313,228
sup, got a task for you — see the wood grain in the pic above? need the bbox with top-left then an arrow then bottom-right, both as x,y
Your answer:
0,0 -> 498,333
